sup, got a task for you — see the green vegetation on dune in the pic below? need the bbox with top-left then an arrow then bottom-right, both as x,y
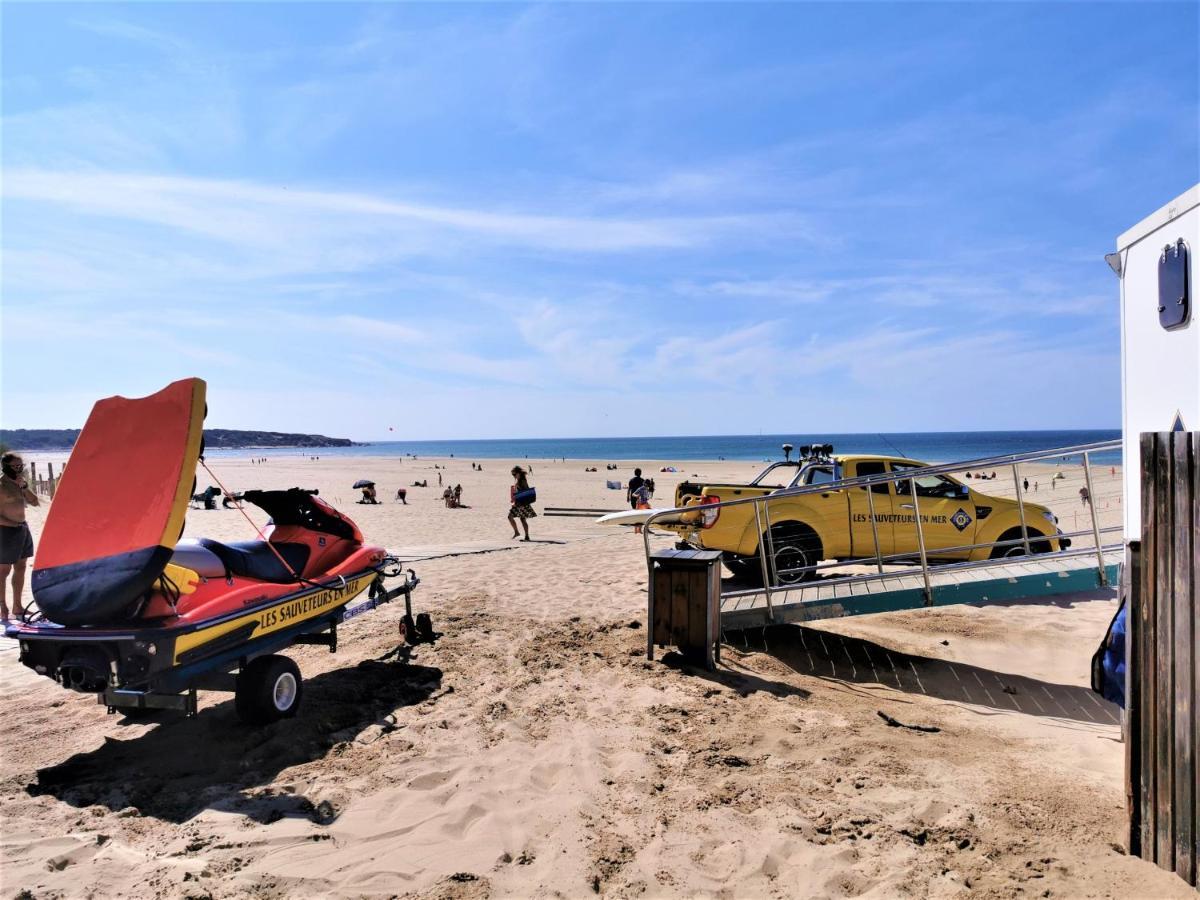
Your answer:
0,428 -> 356,451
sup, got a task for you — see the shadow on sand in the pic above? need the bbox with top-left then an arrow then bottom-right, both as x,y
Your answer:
725,623 -> 1118,726
658,650 -> 812,701
28,649 -> 443,824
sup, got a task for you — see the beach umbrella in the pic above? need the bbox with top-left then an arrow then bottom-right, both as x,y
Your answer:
352,479 -> 376,489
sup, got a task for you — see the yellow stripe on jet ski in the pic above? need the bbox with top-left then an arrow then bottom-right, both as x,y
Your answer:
171,572 -> 375,665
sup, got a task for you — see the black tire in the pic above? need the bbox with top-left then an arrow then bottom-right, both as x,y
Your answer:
235,655 -> 303,725
725,558 -> 763,584
989,528 -> 1050,560
765,523 -> 821,584
415,612 -> 435,642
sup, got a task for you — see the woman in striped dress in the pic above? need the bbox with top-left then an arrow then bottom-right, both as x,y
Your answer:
508,466 -> 536,541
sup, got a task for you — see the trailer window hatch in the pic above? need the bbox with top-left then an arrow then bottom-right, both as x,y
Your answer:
1158,238 -> 1190,330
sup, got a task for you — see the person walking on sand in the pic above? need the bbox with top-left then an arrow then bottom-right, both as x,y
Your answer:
1079,486 -> 1091,507
508,466 -> 536,541
627,467 -> 646,510
0,452 -> 39,620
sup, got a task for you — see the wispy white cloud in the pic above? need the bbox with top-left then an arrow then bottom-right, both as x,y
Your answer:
4,168 -> 804,260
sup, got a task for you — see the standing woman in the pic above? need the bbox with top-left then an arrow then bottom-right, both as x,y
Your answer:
508,466 -> 536,541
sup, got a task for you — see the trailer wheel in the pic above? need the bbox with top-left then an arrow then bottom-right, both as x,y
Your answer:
415,612 -> 435,642
235,655 -> 303,724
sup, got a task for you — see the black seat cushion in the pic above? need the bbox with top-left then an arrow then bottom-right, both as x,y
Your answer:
197,539 -> 310,584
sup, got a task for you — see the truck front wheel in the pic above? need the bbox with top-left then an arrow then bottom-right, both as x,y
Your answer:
989,527 -> 1051,559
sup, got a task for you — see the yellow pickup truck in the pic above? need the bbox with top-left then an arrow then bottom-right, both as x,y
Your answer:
667,448 -> 1069,584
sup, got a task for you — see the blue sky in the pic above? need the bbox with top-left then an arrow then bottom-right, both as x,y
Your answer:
2,2 -> 1196,440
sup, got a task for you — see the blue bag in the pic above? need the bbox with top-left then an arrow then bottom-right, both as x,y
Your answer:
514,487 -> 537,505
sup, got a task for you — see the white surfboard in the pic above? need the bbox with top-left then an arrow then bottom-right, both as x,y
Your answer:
595,508 -> 687,527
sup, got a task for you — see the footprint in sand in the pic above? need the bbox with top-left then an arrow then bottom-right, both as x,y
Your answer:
407,769 -> 456,791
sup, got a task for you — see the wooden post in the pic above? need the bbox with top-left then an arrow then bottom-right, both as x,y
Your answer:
1126,540 -> 1142,857
47,462 -> 56,499
1172,433 -> 1195,884
29,462 -> 38,495
1153,433 -> 1174,871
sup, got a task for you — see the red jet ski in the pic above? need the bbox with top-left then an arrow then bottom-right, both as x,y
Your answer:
5,378 -> 425,723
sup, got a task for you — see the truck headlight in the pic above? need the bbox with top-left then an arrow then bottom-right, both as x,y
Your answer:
1041,510 -> 1058,525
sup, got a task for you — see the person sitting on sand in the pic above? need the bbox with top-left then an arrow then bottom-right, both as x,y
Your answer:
508,466 -> 536,541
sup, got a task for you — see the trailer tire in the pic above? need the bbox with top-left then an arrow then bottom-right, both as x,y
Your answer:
236,655 -> 303,724
415,612 -> 436,642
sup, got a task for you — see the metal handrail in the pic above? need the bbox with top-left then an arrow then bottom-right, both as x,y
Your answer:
719,544 -> 1125,601
641,439 -> 1122,610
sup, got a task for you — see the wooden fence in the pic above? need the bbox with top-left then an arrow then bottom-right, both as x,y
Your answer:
1128,430 -> 1199,885
27,461 -> 63,499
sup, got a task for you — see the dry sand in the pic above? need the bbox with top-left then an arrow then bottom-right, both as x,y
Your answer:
2,453 -> 1185,899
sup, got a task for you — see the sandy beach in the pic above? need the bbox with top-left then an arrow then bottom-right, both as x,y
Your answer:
2,453 -> 1183,899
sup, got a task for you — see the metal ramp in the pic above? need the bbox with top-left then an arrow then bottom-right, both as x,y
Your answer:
720,549 -> 1121,630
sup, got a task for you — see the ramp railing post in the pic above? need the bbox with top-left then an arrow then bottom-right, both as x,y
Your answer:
900,479 -> 933,605
754,497 -> 775,621
1012,463 -> 1031,555
644,521 -> 655,660
1082,451 -> 1109,586
865,485 -> 885,574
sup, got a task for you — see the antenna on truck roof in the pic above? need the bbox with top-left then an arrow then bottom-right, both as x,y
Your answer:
877,433 -> 909,458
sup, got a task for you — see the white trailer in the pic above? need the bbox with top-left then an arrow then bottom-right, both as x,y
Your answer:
1114,184 -> 1199,537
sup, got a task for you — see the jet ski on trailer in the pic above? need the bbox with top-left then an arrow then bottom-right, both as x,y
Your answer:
4,377 -> 428,724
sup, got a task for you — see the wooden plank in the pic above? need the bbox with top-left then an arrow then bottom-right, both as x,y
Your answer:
1172,432 -> 1195,885
1154,433 -> 1175,870
687,568 -> 708,655
1139,432 -> 1158,861
1126,543 -> 1142,858
670,570 -> 689,647
1193,433 -> 1200,884
652,566 -> 672,647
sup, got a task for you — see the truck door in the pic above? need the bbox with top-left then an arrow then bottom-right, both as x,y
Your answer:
847,460 -> 894,562
891,463 -> 977,560
770,463 -> 852,561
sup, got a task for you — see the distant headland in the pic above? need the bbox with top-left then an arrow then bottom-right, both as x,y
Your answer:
0,428 -> 359,451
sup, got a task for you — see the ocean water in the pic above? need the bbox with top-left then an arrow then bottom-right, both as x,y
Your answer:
208,429 -> 1123,466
